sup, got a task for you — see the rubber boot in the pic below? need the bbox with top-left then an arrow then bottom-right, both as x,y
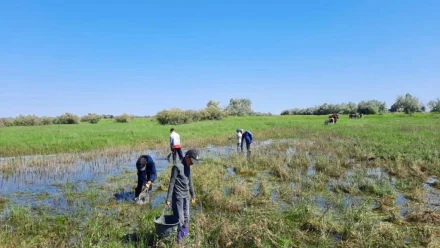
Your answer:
177,230 -> 184,244
182,227 -> 188,238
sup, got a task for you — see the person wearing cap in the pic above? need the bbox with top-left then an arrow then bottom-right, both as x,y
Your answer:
241,129 -> 254,156
170,128 -> 184,164
166,149 -> 199,243
236,128 -> 242,152
134,155 -> 157,202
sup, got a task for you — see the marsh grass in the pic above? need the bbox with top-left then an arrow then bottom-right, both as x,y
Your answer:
1,114 -> 440,247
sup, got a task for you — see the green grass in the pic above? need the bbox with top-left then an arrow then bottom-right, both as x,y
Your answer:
0,113 -> 439,157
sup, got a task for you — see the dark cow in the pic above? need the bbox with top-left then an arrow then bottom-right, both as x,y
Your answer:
349,113 -> 360,119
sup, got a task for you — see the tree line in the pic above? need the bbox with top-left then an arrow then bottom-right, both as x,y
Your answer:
2,95 -> 439,127
0,113 -> 132,127
156,98 -> 272,125
281,94 -> 440,115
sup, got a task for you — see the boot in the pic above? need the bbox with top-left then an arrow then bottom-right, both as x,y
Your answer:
182,227 -> 188,237
176,230 -> 184,244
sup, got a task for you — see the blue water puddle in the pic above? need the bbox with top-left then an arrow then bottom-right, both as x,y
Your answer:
396,193 -> 410,216
423,176 -> 440,207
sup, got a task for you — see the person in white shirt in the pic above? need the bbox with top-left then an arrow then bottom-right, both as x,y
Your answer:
236,128 -> 242,152
170,128 -> 183,164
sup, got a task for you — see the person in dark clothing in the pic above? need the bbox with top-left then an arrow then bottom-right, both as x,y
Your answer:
135,155 -> 157,202
166,149 -> 200,243
241,129 -> 254,157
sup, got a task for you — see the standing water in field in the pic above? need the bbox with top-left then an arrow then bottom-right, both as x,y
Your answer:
1,139 -> 439,227
0,140 -> 279,215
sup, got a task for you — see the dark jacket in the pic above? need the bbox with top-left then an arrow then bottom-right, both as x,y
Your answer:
136,155 -> 157,183
241,130 -> 253,146
166,159 -> 195,202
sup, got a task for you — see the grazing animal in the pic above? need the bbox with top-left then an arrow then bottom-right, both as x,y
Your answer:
328,114 -> 339,123
325,117 -> 335,125
349,113 -> 360,119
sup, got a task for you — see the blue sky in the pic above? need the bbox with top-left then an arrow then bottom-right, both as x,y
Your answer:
1,0 -> 439,117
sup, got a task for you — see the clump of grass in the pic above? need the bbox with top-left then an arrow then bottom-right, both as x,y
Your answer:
386,157 -> 427,179
427,181 -> 440,190
271,164 -> 290,181
357,177 -> 395,197
0,197 -> 9,208
288,152 -> 309,171
329,179 -> 357,194
229,183 -> 250,198
314,154 -> 346,179
406,210 -> 440,224
235,167 -> 258,177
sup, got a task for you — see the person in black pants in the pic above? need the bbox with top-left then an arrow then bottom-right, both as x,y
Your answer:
135,155 -> 157,202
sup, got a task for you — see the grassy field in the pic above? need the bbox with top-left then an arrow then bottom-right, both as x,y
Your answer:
0,113 -> 439,157
1,113 -> 440,247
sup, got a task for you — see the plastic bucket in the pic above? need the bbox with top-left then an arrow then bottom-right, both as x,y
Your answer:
154,215 -> 179,237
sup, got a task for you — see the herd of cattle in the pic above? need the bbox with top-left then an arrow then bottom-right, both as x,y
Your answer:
325,113 -> 364,125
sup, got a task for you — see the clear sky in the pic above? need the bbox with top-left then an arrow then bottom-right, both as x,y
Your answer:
1,0 -> 439,117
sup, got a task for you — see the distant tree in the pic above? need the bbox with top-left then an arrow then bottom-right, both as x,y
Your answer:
428,98 -> 440,112
226,98 -> 253,116
345,102 -> 358,114
13,115 -> 40,126
389,93 -> 424,114
205,106 -> 224,120
357,100 -> 387,114
40,116 -> 53,125
115,113 -> 131,123
206,100 -> 220,108
81,113 -> 101,124
0,118 -> 13,127
53,113 -> 80,124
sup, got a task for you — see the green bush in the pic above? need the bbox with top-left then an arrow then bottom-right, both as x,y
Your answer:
389,93 -> 424,114
428,98 -> 440,112
53,113 -> 80,124
0,118 -> 13,127
156,106 -> 225,125
281,100 -> 387,115
226,98 -> 253,116
156,108 -> 191,125
40,116 -> 53,125
115,113 -> 131,123
81,113 -> 101,124
13,115 -> 40,126
0,116 -> 53,127
205,106 -> 224,120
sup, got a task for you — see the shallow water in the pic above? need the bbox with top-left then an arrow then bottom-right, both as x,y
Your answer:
0,144 -> 241,218
1,140 -> 439,220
